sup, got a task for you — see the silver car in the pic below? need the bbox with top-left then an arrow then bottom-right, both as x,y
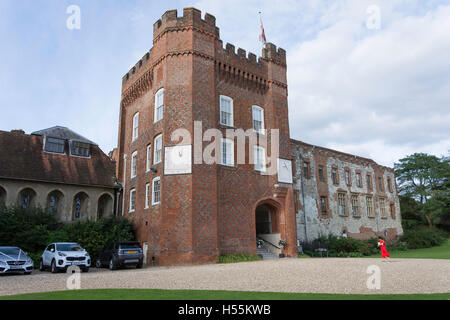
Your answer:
0,246 -> 34,275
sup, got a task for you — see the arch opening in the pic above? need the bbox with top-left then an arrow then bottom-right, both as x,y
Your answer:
97,194 -> 113,219
73,192 -> 89,221
17,188 -> 36,209
47,190 -> 64,220
0,186 -> 6,206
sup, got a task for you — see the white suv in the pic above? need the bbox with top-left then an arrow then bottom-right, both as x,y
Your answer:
39,242 -> 91,273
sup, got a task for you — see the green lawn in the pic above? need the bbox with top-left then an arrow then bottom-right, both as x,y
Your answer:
365,238 -> 450,259
1,289 -> 449,300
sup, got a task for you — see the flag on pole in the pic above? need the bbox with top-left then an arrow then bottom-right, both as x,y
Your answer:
259,12 -> 266,46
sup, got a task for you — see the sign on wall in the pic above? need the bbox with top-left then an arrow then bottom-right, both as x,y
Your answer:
164,145 -> 192,175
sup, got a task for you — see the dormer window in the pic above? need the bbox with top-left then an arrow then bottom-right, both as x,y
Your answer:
71,141 -> 90,157
45,137 -> 65,153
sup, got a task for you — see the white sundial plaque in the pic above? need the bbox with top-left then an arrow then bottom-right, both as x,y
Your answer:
164,145 -> 192,175
277,158 -> 293,184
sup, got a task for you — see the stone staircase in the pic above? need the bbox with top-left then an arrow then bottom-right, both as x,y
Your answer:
256,247 -> 278,260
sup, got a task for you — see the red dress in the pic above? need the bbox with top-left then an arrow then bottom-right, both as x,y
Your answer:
379,240 -> 390,258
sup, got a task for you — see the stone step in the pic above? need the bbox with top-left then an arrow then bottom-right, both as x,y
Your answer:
256,247 -> 278,260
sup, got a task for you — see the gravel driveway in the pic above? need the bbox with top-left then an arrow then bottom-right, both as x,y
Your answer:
1,258 -> 449,296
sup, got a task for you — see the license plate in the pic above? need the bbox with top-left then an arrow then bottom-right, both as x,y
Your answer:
127,251 -> 137,254
10,266 -> 22,269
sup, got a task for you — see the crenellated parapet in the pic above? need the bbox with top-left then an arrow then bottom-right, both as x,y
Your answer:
121,7 -> 288,102
153,7 -> 219,41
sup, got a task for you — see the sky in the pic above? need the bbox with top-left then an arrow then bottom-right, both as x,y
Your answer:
0,0 -> 449,167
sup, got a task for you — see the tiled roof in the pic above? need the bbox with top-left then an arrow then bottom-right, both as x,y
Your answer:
0,130 -> 117,188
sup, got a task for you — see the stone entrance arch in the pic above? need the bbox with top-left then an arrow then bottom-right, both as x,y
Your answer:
254,199 -> 282,256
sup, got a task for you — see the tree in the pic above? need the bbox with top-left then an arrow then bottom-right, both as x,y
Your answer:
395,153 -> 449,228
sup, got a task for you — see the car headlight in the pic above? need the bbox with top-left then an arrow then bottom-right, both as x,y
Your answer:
26,258 -> 33,264
58,252 -> 66,257
85,253 -> 90,257
0,261 -> 6,266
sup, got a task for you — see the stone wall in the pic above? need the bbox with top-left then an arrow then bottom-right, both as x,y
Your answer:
291,140 -> 403,242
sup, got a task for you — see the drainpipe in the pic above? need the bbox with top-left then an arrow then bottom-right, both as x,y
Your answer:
298,151 -> 308,243
122,154 -> 127,216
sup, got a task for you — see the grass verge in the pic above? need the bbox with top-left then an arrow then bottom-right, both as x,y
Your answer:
1,289 -> 449,300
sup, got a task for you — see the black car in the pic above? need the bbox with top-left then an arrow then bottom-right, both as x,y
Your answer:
96,241 -> 144,270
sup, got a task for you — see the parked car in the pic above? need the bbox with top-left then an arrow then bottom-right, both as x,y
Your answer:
0,246 -> 33,275
39,242 -> 91,273
96,241 -> 143,270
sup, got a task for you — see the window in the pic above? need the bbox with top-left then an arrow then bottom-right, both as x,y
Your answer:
387,177 -> 393,193
252,105 -> 264,133
220,95 -> 233,126
152,177 -> 161,205
366,196 -> 374,218
129,189 -> 136,213
356,173 -> 362,188
320,196 -> 328,214
378,177 -> 384,191
332,167 -> 338,185
131,151 -> 137,179
303,162 -> 310,179
379,197 -> 387,218
366,174 -> 372,190
318,165 -> 325,182
145,183 -> 150,209
45,137 -> 65,153
351,194 -> 359,217
345,170 -> 351,186
254,146 -> 266,172
338,193 -> 347,216
153,134 -> 162,164
71,141 -> 90,157
390,203 -> 396,219
221,138 -> 234,166
146,145 -> 151,172
132,112 -> 139,141
155,88 -> 164,122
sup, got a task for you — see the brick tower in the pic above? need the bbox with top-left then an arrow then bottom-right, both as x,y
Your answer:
117,7 -> 298,265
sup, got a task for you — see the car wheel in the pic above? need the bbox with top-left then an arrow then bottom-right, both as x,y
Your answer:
39,259 -> 44,272
136,261 -> 143,269
24,271 -> 32,275
51,260 -> 58,273
95,259 -> 102,268
82,267 -> 89,273
109,258 -> 116,271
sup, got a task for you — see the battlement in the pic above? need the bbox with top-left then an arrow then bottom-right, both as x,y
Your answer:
262,42 -> 286,65
122,49 -> 153,89
153,7 -> 219,40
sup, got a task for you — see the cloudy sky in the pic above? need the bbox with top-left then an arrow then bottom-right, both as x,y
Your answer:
0,0 -> 449,167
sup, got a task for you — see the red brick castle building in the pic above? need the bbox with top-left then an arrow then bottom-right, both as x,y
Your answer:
116,8 -> 403,266
117,8 -> 298,265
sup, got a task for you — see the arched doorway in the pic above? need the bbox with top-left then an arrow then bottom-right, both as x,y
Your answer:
47,190 -> 64,220
97,193 -> 113,219
73,192 -> 89,221
0,186 -> 6,206
17,188 -> 36,209
255,200 -> 282,257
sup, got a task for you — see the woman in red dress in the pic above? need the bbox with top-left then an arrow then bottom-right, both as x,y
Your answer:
377,237 -> 390,261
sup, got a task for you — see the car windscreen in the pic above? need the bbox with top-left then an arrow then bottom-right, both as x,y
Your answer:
0,247 -> 21,256
119,243 -> 140,249
56,244 -> 83,251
